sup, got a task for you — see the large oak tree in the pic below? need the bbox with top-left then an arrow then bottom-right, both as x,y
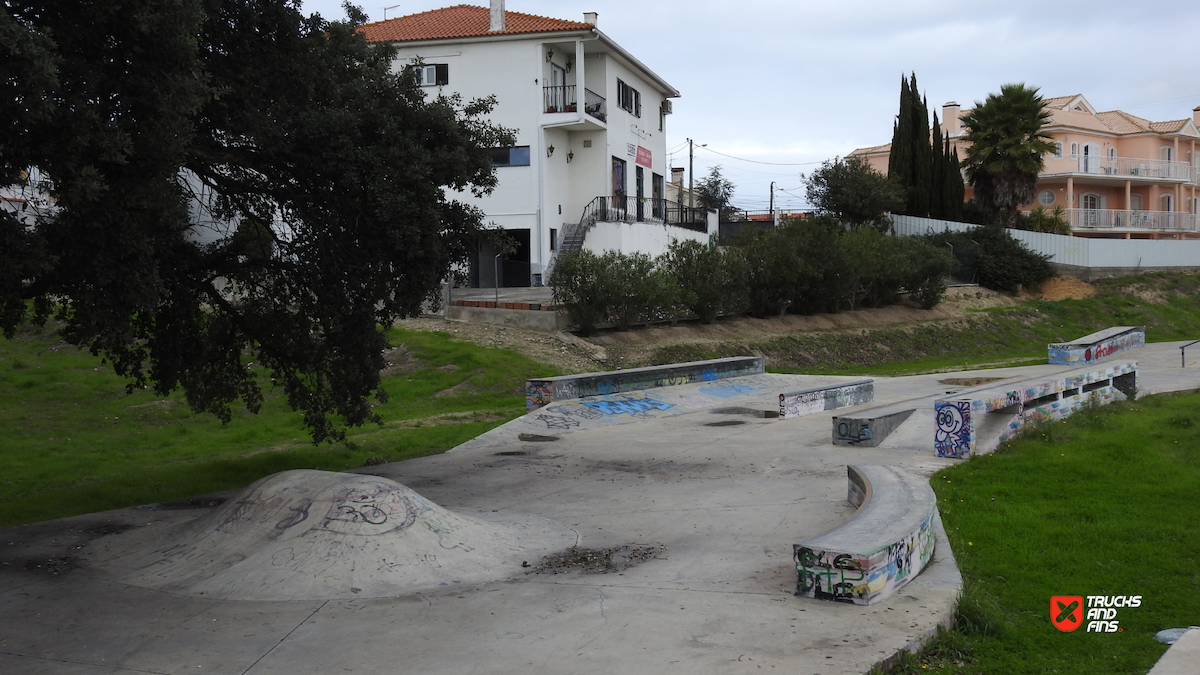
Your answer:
0,0 -> 512,442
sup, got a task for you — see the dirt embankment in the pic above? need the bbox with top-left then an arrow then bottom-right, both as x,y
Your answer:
400,279 -> 1098,374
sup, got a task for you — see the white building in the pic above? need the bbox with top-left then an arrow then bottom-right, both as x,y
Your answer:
361,2 -> 712,287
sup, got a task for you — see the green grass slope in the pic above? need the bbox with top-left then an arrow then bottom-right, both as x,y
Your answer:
0,325 -> 558,527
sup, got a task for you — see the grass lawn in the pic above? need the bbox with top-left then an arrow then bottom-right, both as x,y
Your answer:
0,323 -> 559,527
882,393 -> 1200,674
649,272 -> 1200,376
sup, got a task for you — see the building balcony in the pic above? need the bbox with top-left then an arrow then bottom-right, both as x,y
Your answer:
1042,155 -> 1194,182
1066,208 -> 1197,231
543,85 -> 607,123
579,196 -> 707,232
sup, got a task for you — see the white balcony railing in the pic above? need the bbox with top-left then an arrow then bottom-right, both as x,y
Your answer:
1041,155 -> 1194,181
1066,208 -> 1197,231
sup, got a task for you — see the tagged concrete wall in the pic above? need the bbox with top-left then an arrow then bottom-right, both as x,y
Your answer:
794,465 -> 937,605
778,380 -> 873,420
934,361 -> 1138,458
526,356 -> 765,411
1048,326 -> 1144,365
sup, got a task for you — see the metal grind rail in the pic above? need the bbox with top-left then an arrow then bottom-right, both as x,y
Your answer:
1181,339 -> 1200,368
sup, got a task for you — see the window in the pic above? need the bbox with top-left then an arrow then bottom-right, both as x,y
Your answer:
1108,147 -> 1116,161
411,63 -> 448,86
1053,142 -> 1063,159
1038,190 -> 1055,206
490,146 -> 531,167
617,79 -> 641,117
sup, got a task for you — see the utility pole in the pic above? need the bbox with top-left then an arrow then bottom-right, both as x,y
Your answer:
769,181 -> 775,218
688,138 -> 695,212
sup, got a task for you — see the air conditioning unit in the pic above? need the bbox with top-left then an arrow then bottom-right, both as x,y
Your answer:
661,100 -> 673,115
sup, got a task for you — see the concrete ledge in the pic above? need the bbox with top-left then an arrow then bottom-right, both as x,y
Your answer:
1048,326 -> 1144,365
778,379 -> 873,420
447,305 -> 569,332
1149,628 -> 1200,675
794,465 -> 937,605
832,406 -> 915,447
525,356 -> 765,411
934,361 -> 1138,458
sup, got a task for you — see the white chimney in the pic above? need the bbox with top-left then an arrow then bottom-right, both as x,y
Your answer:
584,12 -> 598,26
943,101 -> 961,135
1194,106 -> 1200,128
490,0 -> 505,32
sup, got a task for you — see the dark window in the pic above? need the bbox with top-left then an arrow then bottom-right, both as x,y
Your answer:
410,63 -> 448,86
617,79 -> 641,117
491,146 -> 531,167
549,228 -> 558,251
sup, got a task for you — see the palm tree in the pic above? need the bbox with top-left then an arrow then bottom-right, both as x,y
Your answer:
961,84 -> 1056,227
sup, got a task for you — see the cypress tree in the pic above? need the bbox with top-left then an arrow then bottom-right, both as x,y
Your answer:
908,83 -> 932,217
944,141 -> 965,221
888,75 -> 913,194
929,109 -> 943,219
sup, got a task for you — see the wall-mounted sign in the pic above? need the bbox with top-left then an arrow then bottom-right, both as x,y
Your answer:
636,146 -> 652,168
626,143 -> 637,158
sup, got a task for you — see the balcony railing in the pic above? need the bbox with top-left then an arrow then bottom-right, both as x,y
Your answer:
1042,155 -> 1193,181
543,84 -> 577,114
1065,208 -> 1197,231
579,196 -> 707,232
543,85 -> 608,123
583,88 -> 606,122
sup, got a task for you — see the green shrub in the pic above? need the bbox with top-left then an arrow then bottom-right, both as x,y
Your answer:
664,239 -> 747,323
898,237 -> 957,309
732,222 -> 821,317
604,251 -> 682,330
924,227 -> 1053,293
549,249 -> 610,335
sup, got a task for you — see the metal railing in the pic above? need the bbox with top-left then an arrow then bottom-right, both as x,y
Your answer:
543,84 -> 577,114
1041,155 -> 1193,181
1182,340 -> 1200,367
583,88 -> 606,122
543,86 -> 607,123
578,196 -> 707,232
1065,208 -> 1197,231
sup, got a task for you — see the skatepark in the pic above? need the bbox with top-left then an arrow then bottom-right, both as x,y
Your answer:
2,340 -> 1199,674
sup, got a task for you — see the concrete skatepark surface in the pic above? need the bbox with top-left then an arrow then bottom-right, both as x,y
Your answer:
3,342 -> 1199,674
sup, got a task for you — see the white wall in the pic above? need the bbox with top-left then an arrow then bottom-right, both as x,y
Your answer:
891,214 -> 1200,269
391,33 -> 677,272
583,221 -> 709,257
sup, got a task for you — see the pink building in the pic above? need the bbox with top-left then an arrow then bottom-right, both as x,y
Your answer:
849,95 -> 1200,239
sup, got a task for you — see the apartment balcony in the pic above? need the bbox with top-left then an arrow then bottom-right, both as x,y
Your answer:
1042,155 -> 1194,182
579,196 -> 708,232
1066,208 -> 1197,232
542,85 -> 607,124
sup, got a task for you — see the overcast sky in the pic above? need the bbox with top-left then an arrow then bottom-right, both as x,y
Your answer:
302,0 -> 1200,212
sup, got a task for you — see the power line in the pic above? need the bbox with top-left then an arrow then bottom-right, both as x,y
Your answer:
698,146 -> 824,166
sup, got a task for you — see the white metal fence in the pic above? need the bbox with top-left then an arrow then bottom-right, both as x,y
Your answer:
891,214 -> 1200,269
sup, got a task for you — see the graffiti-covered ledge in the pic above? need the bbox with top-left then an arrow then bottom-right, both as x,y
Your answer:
526,357 -> 765,411
794,465 -> 937,605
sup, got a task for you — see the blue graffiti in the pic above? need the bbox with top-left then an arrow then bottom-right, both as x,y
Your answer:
700,368 -> 718,382
699,383 -> 760,398
581,396 -> 674,416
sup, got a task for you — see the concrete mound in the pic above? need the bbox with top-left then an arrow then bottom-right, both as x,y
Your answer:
89,470 -> 576,600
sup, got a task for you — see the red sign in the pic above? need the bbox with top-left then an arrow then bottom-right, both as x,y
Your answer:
636,146 -> 652,168
1051,596 -> 1084,632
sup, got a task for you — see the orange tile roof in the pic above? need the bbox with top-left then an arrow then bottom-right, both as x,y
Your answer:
358,4 -> 592,43
1150,119 -> 1189,133
1095,110 -> 1151,134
